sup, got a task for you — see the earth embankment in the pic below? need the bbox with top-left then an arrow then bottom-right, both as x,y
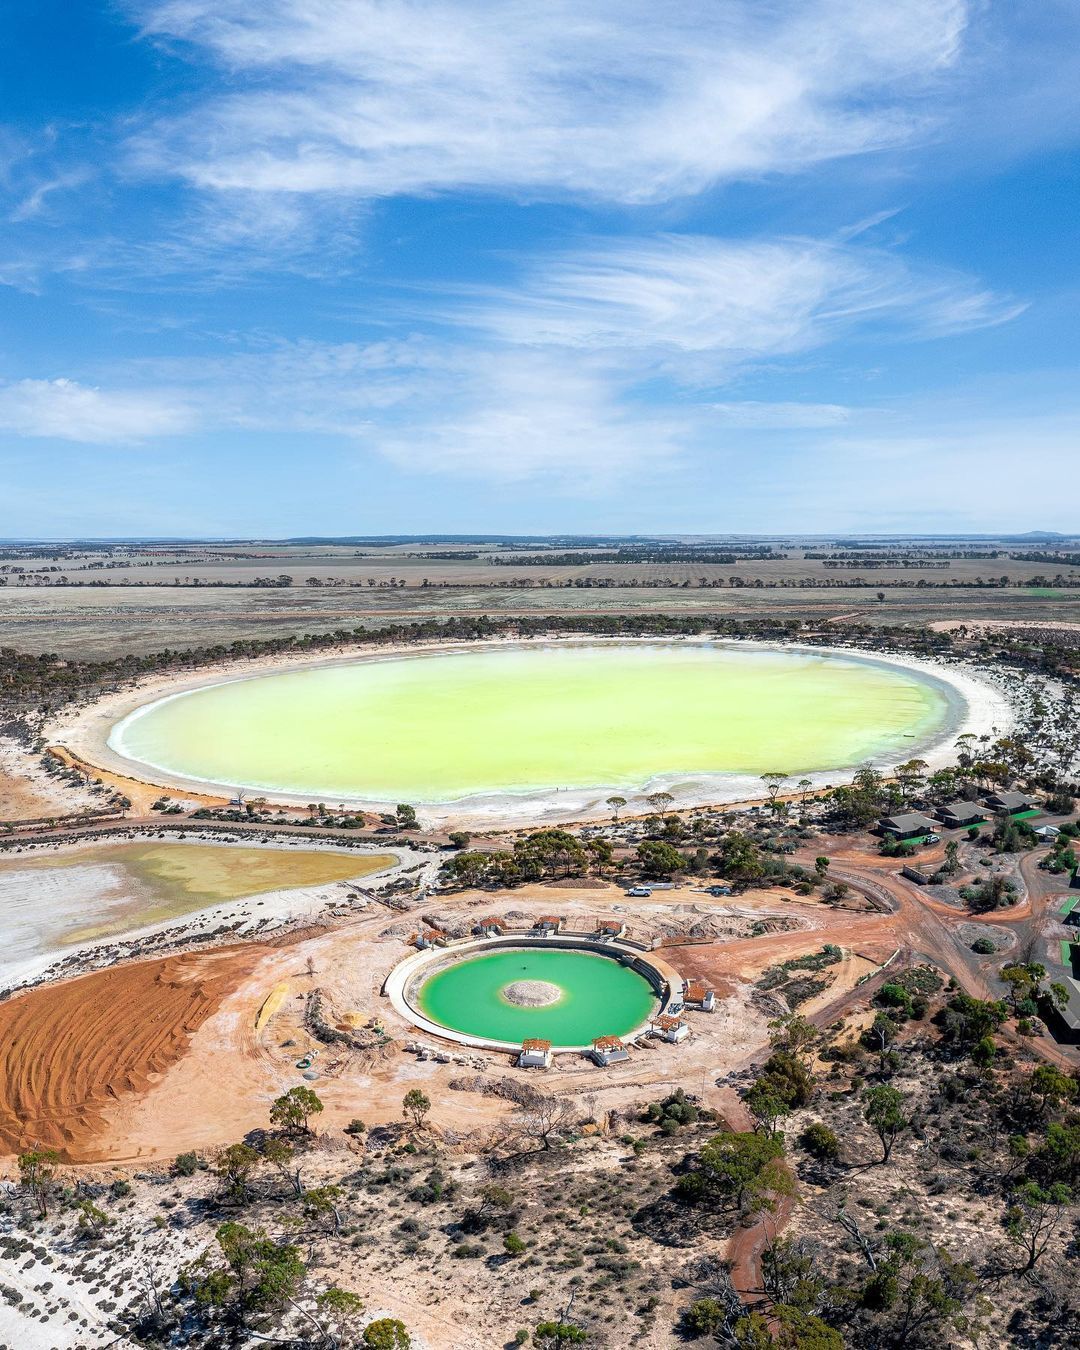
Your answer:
0,948 -> 257,1160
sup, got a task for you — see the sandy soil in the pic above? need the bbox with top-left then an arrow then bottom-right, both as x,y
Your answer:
929,618 -> 1080,633
0,944 -> 272,1159
47,636 -> 1017,828
0,881 -> 807,1167
0,735 -> 102,822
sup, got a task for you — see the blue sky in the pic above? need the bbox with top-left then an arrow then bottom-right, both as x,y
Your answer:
1,0 -> 1078,537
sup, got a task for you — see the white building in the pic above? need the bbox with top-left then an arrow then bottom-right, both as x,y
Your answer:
518,1038 -> 553,1069
650,1014 -> 690,1043
594,918 -> 627,939
590,1035 -> 631,1066
684,980 -> 716,1012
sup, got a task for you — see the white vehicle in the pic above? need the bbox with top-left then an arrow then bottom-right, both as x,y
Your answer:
625,885 -> 653,897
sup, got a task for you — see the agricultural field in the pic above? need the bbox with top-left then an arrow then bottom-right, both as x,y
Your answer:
2,536 -> 1080,658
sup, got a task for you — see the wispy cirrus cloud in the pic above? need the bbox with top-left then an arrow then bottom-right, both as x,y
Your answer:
706,402 -> 853,429
373,351 -> 688,481
0,378 -> 194,443
127,0 -> 968,204
456,234 -> 1024,357
0,218 -> 1025,481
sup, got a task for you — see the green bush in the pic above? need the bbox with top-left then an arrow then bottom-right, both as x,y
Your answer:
799,1122 -> 841,1161
681,1298 -> 726,1337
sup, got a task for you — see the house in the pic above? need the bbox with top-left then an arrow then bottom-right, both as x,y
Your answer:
650,1014 -> 689,1044
1041,957 -> 1080,1045
684,979 -> 716,1012
594,917 -> 627,939
1058,896 -> 1080,927
1033,824 -> 1061,841
879,812 -> 939,839
475,916 -> 504,936
518,1038 -> 553,1069
984,790 -> 1037,814
533,915 -> 563,935
589,1035 -> 630,1066
938,800 -> 986,829
415,924 -> 448,949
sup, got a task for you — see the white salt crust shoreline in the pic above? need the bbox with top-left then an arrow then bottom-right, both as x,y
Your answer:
0,834 -> 432,991
50,636 -> 1016,829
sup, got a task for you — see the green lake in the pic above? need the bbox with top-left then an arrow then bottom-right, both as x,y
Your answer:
109,641 -> 950,803
415,948 -> 657,1047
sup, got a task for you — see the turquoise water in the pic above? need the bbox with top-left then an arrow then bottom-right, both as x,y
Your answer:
415,948 -> 657,1046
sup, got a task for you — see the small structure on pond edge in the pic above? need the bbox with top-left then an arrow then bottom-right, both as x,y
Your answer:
590,1034 -> 631,1066
518,1038 -> 553,1069
475,916 -> 504,937
594,917 -> 627,940
533,915 -> 564,935
683,979 -> 716,1012
414,924 -> 448,949
650,1013 -> 689,1043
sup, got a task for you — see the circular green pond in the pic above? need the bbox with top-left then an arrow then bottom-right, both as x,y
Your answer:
414,948 -> 658,1047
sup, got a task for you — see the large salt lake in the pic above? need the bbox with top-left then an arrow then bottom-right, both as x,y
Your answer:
108,642 -> 954,805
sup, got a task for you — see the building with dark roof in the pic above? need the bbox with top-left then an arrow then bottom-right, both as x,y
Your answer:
879,812 -> 938,839
984,790 -> 1037,814
938,800 -> 986,828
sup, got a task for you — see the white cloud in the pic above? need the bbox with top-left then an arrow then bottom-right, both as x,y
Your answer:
458,234 -> 1023,357
706,401 -> 852,428
9,170 -> 92,223
115,340 -> 687,480
128,0 -> 968,203
0,378 -> 194,443
0,213 -> 1022,478
374,351 -> 687,480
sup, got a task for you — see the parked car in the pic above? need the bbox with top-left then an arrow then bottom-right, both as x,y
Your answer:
922,833 -> 941,845
705,885 -> 732,896
625,886 -> 653,897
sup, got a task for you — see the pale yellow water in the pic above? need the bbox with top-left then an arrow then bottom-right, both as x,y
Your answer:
0,842 -> 395,966
111,642 -> 950,803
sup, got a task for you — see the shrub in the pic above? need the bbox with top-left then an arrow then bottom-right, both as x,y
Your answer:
363,1318 -> 411,1349
504,1232 -> 527,1256
682,1298 -> 726,1337
174,1152 -> 198,1177
971,937 -> 996,955
799,1122 -> 841,1161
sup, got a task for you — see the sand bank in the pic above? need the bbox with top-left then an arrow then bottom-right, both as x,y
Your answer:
48,636 -> 1017,828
